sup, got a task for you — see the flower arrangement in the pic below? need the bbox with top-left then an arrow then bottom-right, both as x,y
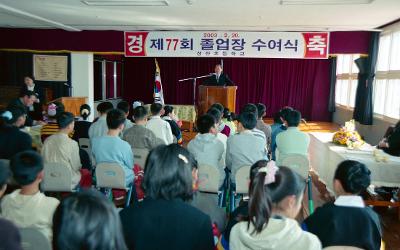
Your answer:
332,120 -> 364,149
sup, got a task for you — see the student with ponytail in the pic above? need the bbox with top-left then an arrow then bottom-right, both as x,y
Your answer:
304,160 -> 381,250
229,162 -> 321,250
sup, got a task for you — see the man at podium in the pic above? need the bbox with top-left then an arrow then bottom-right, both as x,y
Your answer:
204,64 -> 234,86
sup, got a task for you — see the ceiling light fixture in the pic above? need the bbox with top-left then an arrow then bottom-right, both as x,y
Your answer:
81,0 -> 169,6
280,0 -> 374,5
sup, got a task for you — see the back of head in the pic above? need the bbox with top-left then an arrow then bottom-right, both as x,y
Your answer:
279,107 -> 293,122
48,102 -> 65,119
197,114 -> 215,134
207,108 -> 222,124
97,102 -> 113,115
52,190 -> 127,250
273,112 -> 282,124
210,103 -> 224,113
80,104 -> 91,120
57,112 -> 74,129
150,103 -> 163,116
10,151 -> 43,186
20,89 -> 37,99
117,101 -> 130,114
106,109 -> 126,130
334,160 -> 371,194
241,103 -> 258,116
248,165 -> 305,233
223,108 -> 232,121
163,105 -> 174,116
133,106 -> 148,121
286,110 -> 301,127
1,107 -> 26,127
238,112 -> 257,130
143,144 -> 196,201
256,103 -> 266,119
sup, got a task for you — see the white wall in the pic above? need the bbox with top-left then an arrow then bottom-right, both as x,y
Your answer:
71,52 -> 94,121
333,106 -> 395,145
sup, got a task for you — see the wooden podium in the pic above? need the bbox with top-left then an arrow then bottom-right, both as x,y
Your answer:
198,86 -> 237,115
48,97 -> 87,116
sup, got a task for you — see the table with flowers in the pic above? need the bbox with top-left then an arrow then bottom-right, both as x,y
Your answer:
309,130 -> 400,193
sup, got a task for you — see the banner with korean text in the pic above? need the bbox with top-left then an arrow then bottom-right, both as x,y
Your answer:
124,31 -> 329,59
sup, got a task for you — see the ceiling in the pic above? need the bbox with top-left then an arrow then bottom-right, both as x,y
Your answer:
0,0 -> 399,32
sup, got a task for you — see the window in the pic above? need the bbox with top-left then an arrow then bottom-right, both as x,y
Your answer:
335,54 -> 360,108
94,58 -> 123,101
374,29 -> 400,120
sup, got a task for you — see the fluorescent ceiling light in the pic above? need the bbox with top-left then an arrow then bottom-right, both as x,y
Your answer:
82,0 -> 169,6
280,0 -> 374,5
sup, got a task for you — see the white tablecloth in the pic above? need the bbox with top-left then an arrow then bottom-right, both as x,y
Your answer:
309,132 -> 400,193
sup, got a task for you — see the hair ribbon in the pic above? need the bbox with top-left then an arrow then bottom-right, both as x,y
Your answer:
258,160 -> 279,185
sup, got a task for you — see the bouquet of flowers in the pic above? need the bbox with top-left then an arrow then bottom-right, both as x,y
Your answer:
332,120 -> 364,149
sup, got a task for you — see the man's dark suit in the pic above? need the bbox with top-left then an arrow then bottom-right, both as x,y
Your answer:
203,72 -> 234,86
20,84 -> 44,120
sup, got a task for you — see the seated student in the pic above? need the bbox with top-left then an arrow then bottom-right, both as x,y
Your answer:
120,144 -> 214,250
117,100 -> 134,137
270,107 -> 292,160
52,190 -> 127,250
42,112 -> 92,189
256,103 -> 272,146
207,108 -> 228,151
7,90 -> 45,126
222,160 -> 267,247
209,103 -> 231,137
188,114 -> 225,188
72,104 -> 92,141
40,102 -> 70,142
229,165 -> 321,250
276,109 -> 309,165
241,104 -> 266,141
0,108 -> 32,159
145,103 -> 173,145
0,161 -> 23,250
88,101 -> 113,140
1,151 -> 60,241
162,105 -> 183,144
226,112 -> 267,183
123,106 -> 164,152
304,160 -> 381,250
92,109 -> 134,187
378,120 -> 400,156
222,107 -> 236,136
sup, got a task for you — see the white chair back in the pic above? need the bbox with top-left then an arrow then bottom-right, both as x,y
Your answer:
198,164 -> 220,193
280,154 -> 310,179
323,247 -> 364,250
133,148 -> 150,169
19,227 -> 51,250
41,162 -> 73,192
96,162 -> 127,189
235,166 -> 251,194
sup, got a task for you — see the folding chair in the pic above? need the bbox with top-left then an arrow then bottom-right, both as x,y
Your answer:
79,138 -> 95,165
230,165 -> 251,212
95,162 -> 134,207
281,154 -> 314,214
19,227 -> 51,250
133,148 -> 150,169
197,164 -> 225,207
41,162 -> 76,192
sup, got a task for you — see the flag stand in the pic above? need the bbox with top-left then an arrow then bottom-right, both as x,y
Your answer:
178,74 -> 210,106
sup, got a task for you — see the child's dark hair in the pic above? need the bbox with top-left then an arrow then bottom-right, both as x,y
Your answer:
223,108 -> 233,121
247,166 -> 305,234
207,108 -> 222,124
241,103 -> 258,116
143,144 -> 197,201
10,151 -> 43,186
238,112 -> 257,130
57,112 -> 74,129
133,106 -> 148,121
256,103 -> 266,119
163,105 -> 174,116
334,160 -> 371,194
150,103 -> 163,115
97,102 -> 113,114
196,114 -> 215,134
117,100 -> 130,114
210,103 -> 224,113
80,104 -> 91,120
106,109 -> 126,130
